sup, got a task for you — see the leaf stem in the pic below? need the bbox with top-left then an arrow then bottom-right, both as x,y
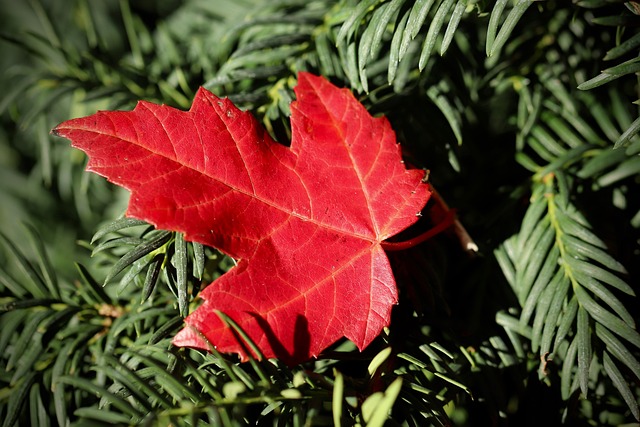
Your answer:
381,209 -> 456,251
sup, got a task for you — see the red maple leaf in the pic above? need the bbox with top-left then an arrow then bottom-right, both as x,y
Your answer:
52,72 -> 431,364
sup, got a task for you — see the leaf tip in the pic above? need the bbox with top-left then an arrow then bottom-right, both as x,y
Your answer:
50,124 -> 64,138
172,325 -> 208,350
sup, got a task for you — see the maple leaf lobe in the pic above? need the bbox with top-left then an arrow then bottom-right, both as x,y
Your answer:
53,72 -> 430,365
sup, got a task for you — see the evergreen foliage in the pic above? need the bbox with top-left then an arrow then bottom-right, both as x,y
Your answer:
1,0 -> 639,425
